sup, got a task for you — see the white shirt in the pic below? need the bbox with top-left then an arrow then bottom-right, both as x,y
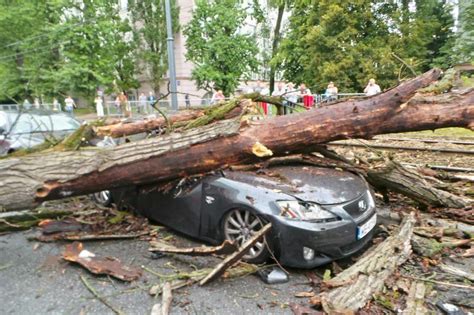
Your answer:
365,84 -> 381,96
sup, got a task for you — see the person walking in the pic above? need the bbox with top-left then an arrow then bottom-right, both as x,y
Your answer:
272,82 -> 287,115
364,78 -> 381,96
64,96 -> 76,116
94,96 -> 104,118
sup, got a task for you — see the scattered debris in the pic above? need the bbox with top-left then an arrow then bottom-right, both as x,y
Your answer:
289,302 -> 323,315
403,281 -> 428,314
257,267 -> 289,284
80,275 -> 124,315
319,213 -> 416,313
150,282 -> 173,315
149,239 -> 238,256
199,223 -> 272,286
439,263 -> 474,281
63,242 -> 142,281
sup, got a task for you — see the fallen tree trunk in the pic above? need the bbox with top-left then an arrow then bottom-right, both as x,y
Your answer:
319,212 -> 416,313
2,69 -> 474,212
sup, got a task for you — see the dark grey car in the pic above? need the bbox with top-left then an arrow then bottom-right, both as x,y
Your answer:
0,110 -> 81,155
106,164 -> 377,269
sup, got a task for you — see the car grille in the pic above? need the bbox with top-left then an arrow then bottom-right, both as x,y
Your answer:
343,194 -> 369,219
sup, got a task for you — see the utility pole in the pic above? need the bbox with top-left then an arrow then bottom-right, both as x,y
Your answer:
165,0 -> 178,111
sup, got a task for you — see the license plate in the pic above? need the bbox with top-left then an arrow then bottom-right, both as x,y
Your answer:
357,214 -> 377,240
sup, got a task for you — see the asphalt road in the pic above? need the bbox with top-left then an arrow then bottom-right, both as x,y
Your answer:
0,229 -> 314,315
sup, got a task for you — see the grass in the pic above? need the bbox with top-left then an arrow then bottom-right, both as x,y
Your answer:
393,127 -> 474,138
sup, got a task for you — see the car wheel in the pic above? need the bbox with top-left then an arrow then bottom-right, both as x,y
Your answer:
222,208 -> 270,264
91,190 -> 112,207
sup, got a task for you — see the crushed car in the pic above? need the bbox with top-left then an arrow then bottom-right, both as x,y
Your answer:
0,109 -> 81,155
94,163 -> 377,268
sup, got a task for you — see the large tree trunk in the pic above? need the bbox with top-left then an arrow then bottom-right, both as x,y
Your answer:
1,69 -> 473,212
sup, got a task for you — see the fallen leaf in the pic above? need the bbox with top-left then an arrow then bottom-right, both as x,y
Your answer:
295,291 -> 315,298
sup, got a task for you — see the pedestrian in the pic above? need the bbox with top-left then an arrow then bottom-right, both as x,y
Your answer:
364,78 -> 381,96
324,82 -> 338,101
23,99 -> 32,110
94,96 -> 104,118
118,92 -> 130,118
298,83 -> 313,109
148,91 -> 156,107
253,80 -> 263,94
272,82 -> 287,115
34,97 -> 41,109
284,83 -> 298,113
210,89 -> 225,104
185,94 -> 191,109
64,95 -> 76,116
138,92 -> 148,114
52,98 -> 61,111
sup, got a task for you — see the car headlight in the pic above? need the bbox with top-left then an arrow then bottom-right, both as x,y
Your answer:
276,201 -> 338,221
367,191 -> 375,209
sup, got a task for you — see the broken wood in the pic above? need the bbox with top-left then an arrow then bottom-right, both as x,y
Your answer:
403,281 -> 428,315
161,282 -> 172,315
367,160 -> 472,208
95,110 -> 205,138
0,209 -> 77,232
439,263 -> 474,281
148,239 -> 238,256
63,242 -> 142,281
319,213 -> 416,313
199,223 -> 272,286
3,69 -> 474,212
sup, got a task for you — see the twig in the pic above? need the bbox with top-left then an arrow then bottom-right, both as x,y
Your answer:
0,219 -> 21,228
0,263 -> 13,271
391,53 -> 417,77
80,275 -> 125,315
401,275 -> 474,290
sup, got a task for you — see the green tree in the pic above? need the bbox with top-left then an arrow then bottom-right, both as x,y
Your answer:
277,1 -> 400,93
183,0 -> 259,96
0,0 -> 138,104
0,1 -> 65,102
130,0 -> 179,95
453,0 -> 474,63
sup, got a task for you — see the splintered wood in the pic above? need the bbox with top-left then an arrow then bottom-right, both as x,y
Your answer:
62,242 -> 142,281
319,213 -> 416,313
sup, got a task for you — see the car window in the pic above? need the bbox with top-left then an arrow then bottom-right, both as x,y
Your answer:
11,113 -> 80,134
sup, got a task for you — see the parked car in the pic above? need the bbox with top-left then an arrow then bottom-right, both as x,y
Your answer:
0,110 -> 81,155
93,164 -> 377,268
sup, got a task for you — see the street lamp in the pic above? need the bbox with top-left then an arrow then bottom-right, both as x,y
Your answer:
165,0 -> 178,111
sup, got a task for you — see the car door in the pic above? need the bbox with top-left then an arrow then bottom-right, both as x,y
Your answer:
136,179 -> 203,238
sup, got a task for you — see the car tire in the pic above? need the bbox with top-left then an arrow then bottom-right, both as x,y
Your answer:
91,190 -> 113,207
222,208 -> 270,264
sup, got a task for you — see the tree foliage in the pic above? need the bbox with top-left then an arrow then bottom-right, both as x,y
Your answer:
130,0 -> 179,95
0,0 -> 138,104
276,0 -> 456,93
453,0 -> 474,63
183,0 -> 259,96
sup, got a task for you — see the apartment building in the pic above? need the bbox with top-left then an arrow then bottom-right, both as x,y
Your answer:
122,0 -> 280,106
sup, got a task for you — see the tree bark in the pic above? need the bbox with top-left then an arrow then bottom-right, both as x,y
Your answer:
319,213 -> 416,313
2,69 -> 473,212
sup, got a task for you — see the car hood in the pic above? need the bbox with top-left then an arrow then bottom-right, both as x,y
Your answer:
224,166 -> 367,204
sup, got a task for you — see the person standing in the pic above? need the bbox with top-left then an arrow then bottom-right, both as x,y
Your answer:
118,92 -> 130,118
148,91 -> 156,108
272,82 -> 287,115
299,83 -> 313,109
324,82 -> 338,102
138,92 -> 148,114
364,78 -> 381,96
210,90 -> 225,104
52,98 -> 61,111
94,96 -> 104,118
64,95 -> 76,116
185,94 -> 191,109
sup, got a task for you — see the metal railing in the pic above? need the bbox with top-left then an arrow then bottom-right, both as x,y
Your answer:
1,93 -> 367,117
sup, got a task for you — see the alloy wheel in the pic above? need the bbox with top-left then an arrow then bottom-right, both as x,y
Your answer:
223,209 -> 266,260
